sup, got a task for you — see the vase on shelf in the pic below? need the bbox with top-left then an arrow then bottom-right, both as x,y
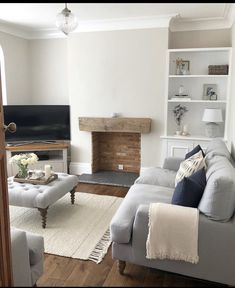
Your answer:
17,164 -> 28,179
175,125 -> 182,136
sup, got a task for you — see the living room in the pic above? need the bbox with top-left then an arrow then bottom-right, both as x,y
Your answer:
1,2 -> 235,287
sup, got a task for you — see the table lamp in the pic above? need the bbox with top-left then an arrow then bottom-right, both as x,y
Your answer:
202,108 -> 223,138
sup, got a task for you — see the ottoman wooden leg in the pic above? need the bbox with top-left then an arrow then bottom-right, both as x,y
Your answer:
70,187 -> 76,205
118,260 -> 126,275
38,207 -> 48,229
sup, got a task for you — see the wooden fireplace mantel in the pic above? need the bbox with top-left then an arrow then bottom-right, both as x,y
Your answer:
79,117 -> 151,133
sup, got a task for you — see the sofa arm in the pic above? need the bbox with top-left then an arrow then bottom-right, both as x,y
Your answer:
11,228 -> 32,287
133,204 -> 149,237
163,157 -> 183,171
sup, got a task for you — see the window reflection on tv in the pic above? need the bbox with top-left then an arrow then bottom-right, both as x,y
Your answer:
3,105 -> 70,142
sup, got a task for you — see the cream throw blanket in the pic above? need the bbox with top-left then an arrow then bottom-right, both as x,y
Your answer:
146,203 -> 199,264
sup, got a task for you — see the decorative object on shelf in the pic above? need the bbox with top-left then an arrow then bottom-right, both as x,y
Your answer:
208,65 -> 229,75
173,85 -> 191,100
9,153 -> 38,179
178,85 -> 185,96
175,58 -> 190,75
182,124 -> 190,136
56,3 -> 78,35
203,84 -> 217,100
202,108 -> 223,138
173,104 -> 188,135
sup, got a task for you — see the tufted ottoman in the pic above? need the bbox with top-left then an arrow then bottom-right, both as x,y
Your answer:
8,173 -> 79,228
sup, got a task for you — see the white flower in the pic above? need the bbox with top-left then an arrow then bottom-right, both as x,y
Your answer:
9,153 -> 38,167
21,158 -> 28,166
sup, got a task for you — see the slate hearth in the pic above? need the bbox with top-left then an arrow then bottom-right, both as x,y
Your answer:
78,170 -> 139,188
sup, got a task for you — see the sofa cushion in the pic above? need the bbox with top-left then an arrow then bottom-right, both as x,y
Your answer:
172,168 -> 206,208
135,167 -> 176,188
175,150 -> 206,187
185,145 -> 205,159
110,183 -> 174,244
205,138 -> 231,160
198,156 -> 235,221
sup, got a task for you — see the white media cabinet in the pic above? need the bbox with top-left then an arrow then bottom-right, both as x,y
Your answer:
6,142 -> 69,177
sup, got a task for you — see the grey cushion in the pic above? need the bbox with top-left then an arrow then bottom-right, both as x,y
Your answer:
163,157 -> 183,171
205,138 -> 231,160
110,183 -> 174,244
198,155 -> 235,221
135,167 -> 176,188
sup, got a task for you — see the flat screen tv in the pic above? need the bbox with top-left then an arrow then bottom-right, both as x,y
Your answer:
3,105 -> 70,143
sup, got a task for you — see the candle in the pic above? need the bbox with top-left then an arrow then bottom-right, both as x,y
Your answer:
183,124 -> 188,133
44,164 -> 51,179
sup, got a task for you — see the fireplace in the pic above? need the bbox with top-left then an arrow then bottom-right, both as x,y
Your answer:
78,117 -> 151,186
92,132 -> 140,173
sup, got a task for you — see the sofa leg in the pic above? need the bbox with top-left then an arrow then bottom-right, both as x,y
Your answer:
118,260 -> 126,275
38,207 -> 48,229
70,187 -> 76,204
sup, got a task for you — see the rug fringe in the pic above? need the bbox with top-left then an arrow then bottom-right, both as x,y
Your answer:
88,228 -> 111,264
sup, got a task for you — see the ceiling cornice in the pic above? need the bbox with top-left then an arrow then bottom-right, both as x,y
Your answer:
1,4 -> 235,40
170,3 -> 234,32
0,14 -> 177,40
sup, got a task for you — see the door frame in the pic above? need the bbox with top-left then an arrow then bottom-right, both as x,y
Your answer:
0,68 -> 13,286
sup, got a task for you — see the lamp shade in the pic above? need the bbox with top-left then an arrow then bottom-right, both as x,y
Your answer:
56,4 -> 78,35
202,108 -> 223,123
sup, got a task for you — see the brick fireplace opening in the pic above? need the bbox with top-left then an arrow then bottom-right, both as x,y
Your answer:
92,132 -> 140,174
78,117 -> 151,187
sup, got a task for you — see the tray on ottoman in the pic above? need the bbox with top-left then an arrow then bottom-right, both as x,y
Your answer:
13,172 -> 58,185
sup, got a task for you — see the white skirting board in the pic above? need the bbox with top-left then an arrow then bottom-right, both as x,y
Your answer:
69,162 -> 92,175
69,162 -> 149,176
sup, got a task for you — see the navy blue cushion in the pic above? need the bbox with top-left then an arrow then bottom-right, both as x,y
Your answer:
185,145 -> 205,159
171,168 -> 206,208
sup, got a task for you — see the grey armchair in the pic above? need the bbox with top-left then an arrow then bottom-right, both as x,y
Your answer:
11,228 -> 44,286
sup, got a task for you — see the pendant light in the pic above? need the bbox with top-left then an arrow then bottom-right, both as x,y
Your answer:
56,3 -> 78,35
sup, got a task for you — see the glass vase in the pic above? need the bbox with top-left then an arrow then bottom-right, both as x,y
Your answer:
18,165 -> 28,179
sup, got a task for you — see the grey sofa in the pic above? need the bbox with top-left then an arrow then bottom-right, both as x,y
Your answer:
11,228 -> 44,286
110,139 -> 235,286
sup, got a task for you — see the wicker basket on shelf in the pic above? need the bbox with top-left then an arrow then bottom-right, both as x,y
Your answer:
208,65 -> 229,75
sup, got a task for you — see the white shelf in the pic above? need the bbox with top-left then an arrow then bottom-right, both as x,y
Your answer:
168,47 -> 232,53
162,47 -> 231,160
169,75 -> 229,78
160,135 -> 217,141
168,100 -> 227,103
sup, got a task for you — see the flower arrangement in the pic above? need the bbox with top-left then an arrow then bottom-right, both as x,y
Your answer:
9,153 -> 39,178
173,104 -> 188,131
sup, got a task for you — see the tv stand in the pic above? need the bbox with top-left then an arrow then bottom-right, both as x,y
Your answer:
7,140 -> 58,147
6,142 -> 70,177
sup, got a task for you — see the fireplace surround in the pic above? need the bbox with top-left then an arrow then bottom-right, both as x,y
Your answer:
79,117 -> 151,175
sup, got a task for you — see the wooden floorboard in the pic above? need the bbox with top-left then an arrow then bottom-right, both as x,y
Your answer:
37,183 -> 226,287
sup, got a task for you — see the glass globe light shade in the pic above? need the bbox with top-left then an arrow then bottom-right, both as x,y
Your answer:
56,6 -> 78,35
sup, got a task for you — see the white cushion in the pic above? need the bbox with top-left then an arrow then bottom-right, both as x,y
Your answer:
175,150 -> 206,187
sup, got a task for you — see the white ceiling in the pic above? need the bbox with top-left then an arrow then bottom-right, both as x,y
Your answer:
0,3 -> 234,39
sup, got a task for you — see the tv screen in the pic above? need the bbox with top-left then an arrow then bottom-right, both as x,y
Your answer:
3,105 -> 71,143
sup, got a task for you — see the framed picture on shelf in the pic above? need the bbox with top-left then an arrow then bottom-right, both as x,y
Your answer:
203,84 -> 217,100
176,58 -> 190,75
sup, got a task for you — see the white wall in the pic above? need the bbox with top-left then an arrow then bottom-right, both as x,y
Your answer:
68,28 -> 168,170
169,29 -> 231,49
0,31 -> 30,104
28,38 -> 69,105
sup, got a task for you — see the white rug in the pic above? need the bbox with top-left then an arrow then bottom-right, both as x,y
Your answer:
9,192 -> 123,264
